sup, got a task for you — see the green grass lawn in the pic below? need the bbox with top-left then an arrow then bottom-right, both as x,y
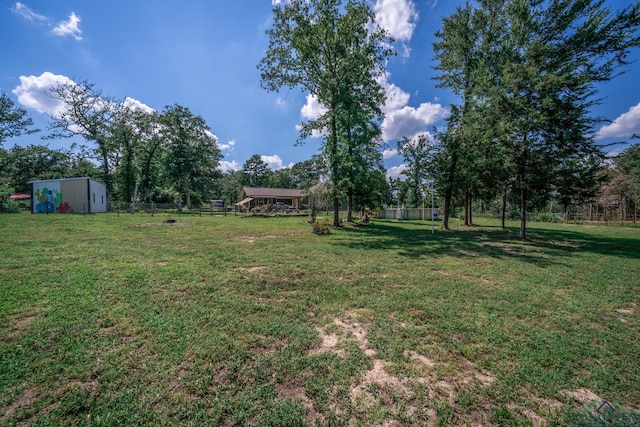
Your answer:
1,213 -> 638,426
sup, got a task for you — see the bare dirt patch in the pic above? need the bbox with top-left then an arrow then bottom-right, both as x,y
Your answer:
6,314 -> 39,339
1,385 -> 64,425
333,317 -> 373,355
236,266 -> 267,273
560,388 -> 602,405
308,326 -> 344,357
507,389 -> 563,427
235,234 -> 286,243
1,387 -> 39,420
334,316 -> 422,404
518,407 -> 547,427
526,389 -> 563,412
64,380 -> 99,398
405,350 -> 436,368
312,311 -> 502,425
15,315 -> 37,328
618,303 -> 637,322
275,382 -> 325,424
457,354 -> 495,387
352,359 -> 414,398
168,353 -> 197,400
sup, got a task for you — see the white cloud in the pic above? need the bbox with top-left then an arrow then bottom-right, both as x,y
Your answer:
300,94 -> 328,120
382,148 -> 398,159
386,164 -> 407,179
297,94 -> 328,138
118,98 -> 156,134
53,12 -> 82,41
261,154 -> 292,170
596,103 -> 640,140
374,0 -> 418,42
122,96 -> 155,114
275,97 -> 286,107
382,102 -> 449,142
377,72 -> 449,142
606,149 -> 622,159
400,44 -> 412,58
218,139 -> 236,152
219,160 -> 240,172
295,124 -> 326,138
13,2 -> 46,21
12,71 -> 75,117
377,72 -> 410,114
12,4 -> 83,41
204,130 -> 219,144
294,72 -> 449,143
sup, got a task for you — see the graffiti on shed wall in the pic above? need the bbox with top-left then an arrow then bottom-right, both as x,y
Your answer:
34,185 -> 62,213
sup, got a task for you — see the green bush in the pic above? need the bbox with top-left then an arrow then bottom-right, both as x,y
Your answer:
0,199 -> 22,213
508,209 -> 521,220
0,186 -> 22,213
535,212 -> 556,223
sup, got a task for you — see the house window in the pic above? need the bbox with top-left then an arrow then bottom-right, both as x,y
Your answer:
93,193 -> 96,203
101,195 -> 104,204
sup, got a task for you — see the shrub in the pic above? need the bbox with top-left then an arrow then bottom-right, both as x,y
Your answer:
535,212 -> 555,223
0,199 -> 22,213
0,186 -> 22,213
312,218 -> 330,235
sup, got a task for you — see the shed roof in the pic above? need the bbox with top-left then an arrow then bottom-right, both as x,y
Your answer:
28,177 -> 105,185
242,187 -> 303,198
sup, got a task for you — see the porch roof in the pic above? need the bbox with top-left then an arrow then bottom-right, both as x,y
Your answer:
242,187 -> 303,199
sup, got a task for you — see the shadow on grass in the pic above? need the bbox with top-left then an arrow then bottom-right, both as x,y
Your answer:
332,220 -> 640,267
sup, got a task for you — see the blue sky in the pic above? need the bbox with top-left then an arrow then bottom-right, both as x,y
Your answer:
2,0 -> 639,178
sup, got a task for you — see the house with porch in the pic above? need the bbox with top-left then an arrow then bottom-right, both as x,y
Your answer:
235,187 -> 303,212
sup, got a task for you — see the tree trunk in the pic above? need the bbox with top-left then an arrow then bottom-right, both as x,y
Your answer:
177,178 -> 183,213
463,192 -> 468,226
441,151 -> 458,230
98,141 -> 112,210
518,135 -> 528,239
519,185 -> 527,240
330,105 -> 340,227
501,191 -> 507,230
346,120 -> 353,223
